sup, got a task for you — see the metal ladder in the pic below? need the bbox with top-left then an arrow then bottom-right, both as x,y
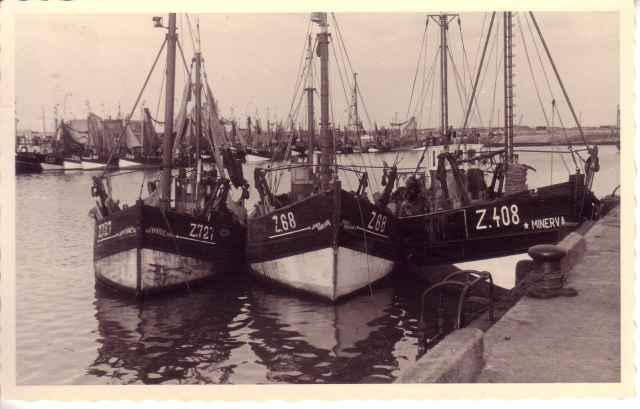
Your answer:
419,270 -> 496,330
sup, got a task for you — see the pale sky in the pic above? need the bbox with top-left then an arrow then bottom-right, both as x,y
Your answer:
16,12 -> 619,132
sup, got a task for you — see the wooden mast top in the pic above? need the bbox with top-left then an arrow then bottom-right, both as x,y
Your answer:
160,13 -> 177,210
312,12 -> 333,191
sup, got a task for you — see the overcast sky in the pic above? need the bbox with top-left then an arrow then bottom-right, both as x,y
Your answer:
16,12 -> 618,132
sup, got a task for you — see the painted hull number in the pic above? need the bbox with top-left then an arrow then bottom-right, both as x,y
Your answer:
273,211 -> 297,233
367,211 -> 388,233
189,223 -> 215,241
97,221 -> 112,239
474,204 -> 520,230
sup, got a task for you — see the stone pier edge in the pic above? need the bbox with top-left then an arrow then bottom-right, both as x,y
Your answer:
394,211 -> 601,384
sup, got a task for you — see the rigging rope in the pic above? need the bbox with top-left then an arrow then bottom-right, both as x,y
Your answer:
471,13 -> 488,87
486,25 -> 502,133
100,38 -> 168,178
447,46 -> 471,124
457,16 -> 485,127
416,51 -> 439,128
407,19 -> 430,119
524,14 -> 588,153
517,14 -> 570,174
155,59 -> 166,120
332,14 -> 374,130
184,13 -> 198,55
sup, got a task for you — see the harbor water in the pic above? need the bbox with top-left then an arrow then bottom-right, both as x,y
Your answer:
15,146 -> 619,384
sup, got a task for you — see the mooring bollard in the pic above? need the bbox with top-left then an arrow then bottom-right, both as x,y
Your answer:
526,244 -> 578,298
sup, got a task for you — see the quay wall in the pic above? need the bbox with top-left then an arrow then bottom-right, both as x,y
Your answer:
394,206 -> 612,384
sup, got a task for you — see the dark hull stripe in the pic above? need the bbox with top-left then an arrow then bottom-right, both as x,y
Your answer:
399,178 -> 587,266
247,189 -> 399,263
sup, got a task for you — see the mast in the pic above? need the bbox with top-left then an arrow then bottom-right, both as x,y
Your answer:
194,51 -> 203,201
503,11 -> 515,162
304,34 -> 315,163
353,72 -> 360,149
247,116 -> 252,147
439,14 -> 448,138
160,13 -> 177,210
41,106 -> 46,134
313,12 -> 332,191
428,13 -> 457,139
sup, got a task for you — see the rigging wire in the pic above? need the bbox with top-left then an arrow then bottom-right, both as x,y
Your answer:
447,46 -> 471,124
406,18 -> 430,119
184,13 -> 198,55
471,13 -> 489,85
416,51 -> 439,128
330,39 -> 353,122
270,20 -> 313,192
100,38 -> 168,178
486,22 -> 502,133
456,16 -> 485,127
516,13 -> 570,174
524,13 -> 584,169
331,14 -> 374,131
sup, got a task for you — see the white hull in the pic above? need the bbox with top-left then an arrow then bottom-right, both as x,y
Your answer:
250,246 -> 393,301
409,252 -> 530,291
82,160 -> 107,170
452,252 -> 530,290
40,162 -> 64,171
118,158 -> 141,169
63,160 -> 83,170
245,154 -> 270,163
95,248 -> 215,294
411,143 -> 484,151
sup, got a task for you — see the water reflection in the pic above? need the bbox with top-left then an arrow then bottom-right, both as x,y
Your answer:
90,275 -> 440,384
90,279 -> 247,384
246,285 -> 399,383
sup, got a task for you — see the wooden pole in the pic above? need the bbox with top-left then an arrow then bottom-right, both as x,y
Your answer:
160,13 -> 177,210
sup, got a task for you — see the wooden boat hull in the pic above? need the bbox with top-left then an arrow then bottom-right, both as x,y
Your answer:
245,154 -> 271,163
118,158 -> 142,169
40,161 -> 64,171
118,157 -> 163,169
94,202 -> 246,296
15,152 -> 43,174
63,158 -> 84,170
82,157 -> 119,171
250,246 -> 393,301
247,189 -> 397,301
399,174 -> 596,268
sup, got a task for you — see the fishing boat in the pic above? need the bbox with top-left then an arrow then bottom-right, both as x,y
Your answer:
394,12 -> 600,280
90,13 -> 248,296
52,121 -> 85,170
118,108 -> 164,168
15,127 -> 67,173
81,113 -> 120,170
247,13 -> 399,302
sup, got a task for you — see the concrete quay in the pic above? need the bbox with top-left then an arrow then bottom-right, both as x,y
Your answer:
396,205 -> 621,384
477,205 -> 620,383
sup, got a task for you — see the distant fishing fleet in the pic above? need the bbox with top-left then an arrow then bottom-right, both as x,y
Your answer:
17,12 -> 613,302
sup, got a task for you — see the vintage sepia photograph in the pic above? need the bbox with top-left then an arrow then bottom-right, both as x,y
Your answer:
0,0 -> 634,402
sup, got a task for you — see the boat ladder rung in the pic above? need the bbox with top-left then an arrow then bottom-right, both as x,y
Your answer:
419,269 -> 496,331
